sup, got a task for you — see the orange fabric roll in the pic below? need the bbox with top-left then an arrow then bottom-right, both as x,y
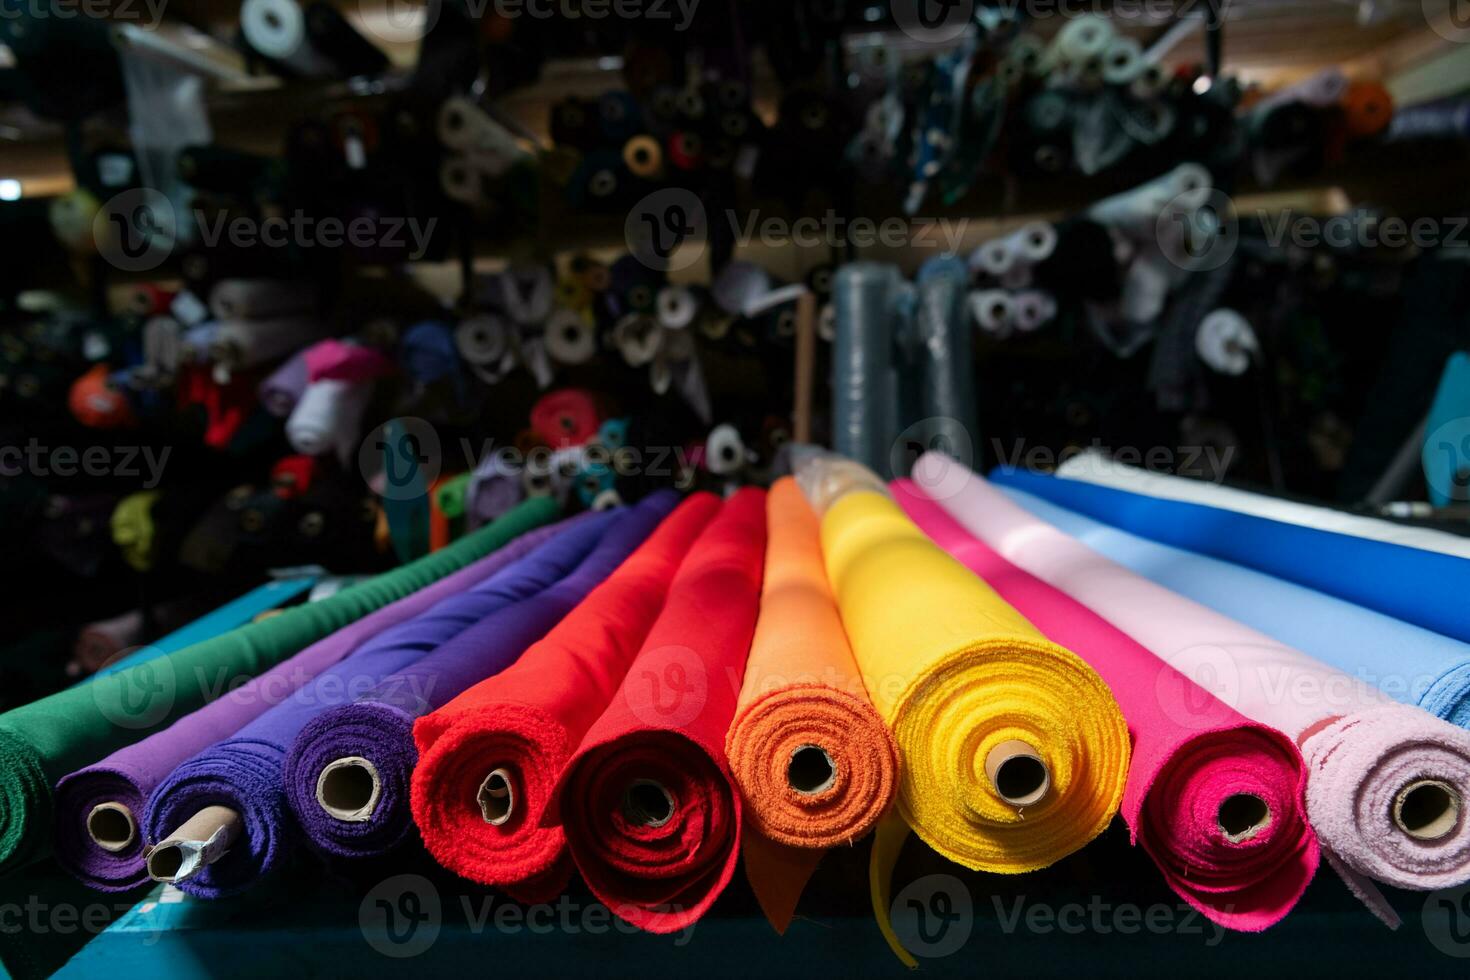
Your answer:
725,478 -> 900,932
1343,81 -> 1393,139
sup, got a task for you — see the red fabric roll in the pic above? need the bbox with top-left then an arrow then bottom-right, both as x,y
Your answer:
556,487 -> 767,933
530,388 -> 602,448
412,492 -> 720,901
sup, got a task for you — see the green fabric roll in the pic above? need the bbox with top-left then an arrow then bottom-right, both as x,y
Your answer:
0,496 -> 559,877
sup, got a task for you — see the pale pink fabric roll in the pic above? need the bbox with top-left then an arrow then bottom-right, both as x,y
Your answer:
914,453 -> 1470,927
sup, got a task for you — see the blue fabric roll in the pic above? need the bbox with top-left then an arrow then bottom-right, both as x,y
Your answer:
990,467 -> 1470,646
998,484 -> 1470,729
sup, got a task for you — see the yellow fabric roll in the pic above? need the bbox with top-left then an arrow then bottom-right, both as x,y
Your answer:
820,490 -> 1130,964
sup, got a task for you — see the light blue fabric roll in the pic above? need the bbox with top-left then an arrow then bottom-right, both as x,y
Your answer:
999,484 -> 1470,729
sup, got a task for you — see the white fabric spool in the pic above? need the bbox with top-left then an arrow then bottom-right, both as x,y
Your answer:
1195,308 -> 1260,375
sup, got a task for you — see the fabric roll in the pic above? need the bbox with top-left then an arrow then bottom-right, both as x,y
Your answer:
815,480 -> 1129,964
303,339 -> 395,384
290,492 -> 678,865
530,388 -> 601,448
1053,451 -> 1470,560
991,467 -> 1470,646
142,510 -> 609,898
410,493 -> 714,903
51,510 -> 565,892
96,578 -> 318,679
938,461 -> 1470,926
894,479 -> 1318,931
726,478 -> 899,933
3,497 -> 557,878
1006,485 -> 1470,727
832,264 -> 899,477
286,379 -> 373,463
258,350 -> 310,418
558,489 -> 767,933
914,255 -> 977,444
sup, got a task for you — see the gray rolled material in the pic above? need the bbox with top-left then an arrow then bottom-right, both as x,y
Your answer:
914,255 -> 977,444
832,263 -> 900,477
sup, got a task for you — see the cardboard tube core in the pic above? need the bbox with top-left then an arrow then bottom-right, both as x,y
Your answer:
986,740 -> 1050,807
622,779 -> 674,828
147,806 -> 241,884
1394,779 -> 1462,841
1217,793 -> 1271,842
787,745 -> 837,795
317,757 -> 381,823
87,803 -> 137,853
478,768 -> 514,826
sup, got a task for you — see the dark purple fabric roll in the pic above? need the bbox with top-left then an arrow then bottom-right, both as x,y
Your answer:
284,490 -> 681,861
52,512 -> 574,893
141,510 -> 618,899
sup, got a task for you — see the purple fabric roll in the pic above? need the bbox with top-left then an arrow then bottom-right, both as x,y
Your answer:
284,490 -> 680,860
142,510 -> 618,898
258,350 -> 310,418
53,517 -> 573,893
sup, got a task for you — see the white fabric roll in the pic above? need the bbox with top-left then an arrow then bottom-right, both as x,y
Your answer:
286,378 -> 373,464
1195,309 -> 1259,375
544,308 -> 596,365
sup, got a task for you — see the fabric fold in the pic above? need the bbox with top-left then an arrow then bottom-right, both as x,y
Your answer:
557,488 -> 767,933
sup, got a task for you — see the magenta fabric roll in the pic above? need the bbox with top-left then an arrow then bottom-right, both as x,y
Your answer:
52,518 -> 572,892
283,490 -> 680,861
303,339 -> 396,383
142,511 -> 614,898
894,480 -> 1319,931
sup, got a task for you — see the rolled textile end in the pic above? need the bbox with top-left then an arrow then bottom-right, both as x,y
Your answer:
147,806 -> 241,884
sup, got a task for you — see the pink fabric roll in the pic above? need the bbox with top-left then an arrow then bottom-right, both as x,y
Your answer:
894,480 -> 1318,931
913,454 -> 1470,927
303,339 -> 396,383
